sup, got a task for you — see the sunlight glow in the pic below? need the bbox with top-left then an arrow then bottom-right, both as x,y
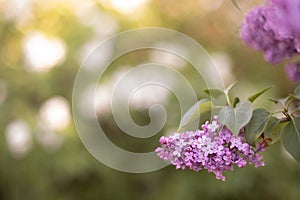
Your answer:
23,31 -> 66,72
2,0 -> 32,21
39,96 -> 71,131
74,2 -> 119,36
109,0 -> 148,13
5,120 -> 32,158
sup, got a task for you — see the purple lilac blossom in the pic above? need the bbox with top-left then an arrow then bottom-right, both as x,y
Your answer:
285,63 -> 300,81
156,117 -> 264,181
240,5 -> 296,64
268,0 -> 300,40
240,0 -> 300,81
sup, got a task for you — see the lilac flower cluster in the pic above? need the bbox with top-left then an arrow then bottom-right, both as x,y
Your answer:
240,0 -> 300,81
240,5 -> 296,64
268,0 -> 300,40
156,118 -> 264,181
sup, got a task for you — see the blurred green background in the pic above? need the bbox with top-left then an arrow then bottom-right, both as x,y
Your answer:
1,0 -> 300,199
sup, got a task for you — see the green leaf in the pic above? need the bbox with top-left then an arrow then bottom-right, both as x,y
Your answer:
231,0 -> 241,11
288,94 -> 300,100
267,122 -> 286,144
264,116 -> 280,136
178,99 -> 212,131
247,86 -> 272,103
294,85 -> 300,96
245,109 -> 270,145
282,121 -> 300,163
218,100 -> 253,136
292,85 -> 300,100
291,117 -> 300,143
268,98 -> 281,104
204,89 -> 227,106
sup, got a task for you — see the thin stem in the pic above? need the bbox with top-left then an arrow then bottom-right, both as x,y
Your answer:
271,110 -> 285,115
279,117 -> 291,123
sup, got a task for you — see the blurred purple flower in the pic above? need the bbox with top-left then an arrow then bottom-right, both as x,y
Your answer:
268,0 -> 300,39
156,117 -> 264,181
240,5 -> 296,64
240,0 -> 300,81
285,63 -> 300,81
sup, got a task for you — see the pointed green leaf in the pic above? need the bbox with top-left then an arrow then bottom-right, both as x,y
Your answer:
218,100 -> 253,136
178,99 -> 212,131
247,86 -> 272,103
231,0 -> 241,11
204,88 -> 224,96
282,121 -> 300,163
204,88 -> 227,106
268,98 -> 281,104
245,109 -> 270,145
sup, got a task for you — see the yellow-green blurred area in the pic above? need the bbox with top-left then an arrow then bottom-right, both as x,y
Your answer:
1,0 -> 300,199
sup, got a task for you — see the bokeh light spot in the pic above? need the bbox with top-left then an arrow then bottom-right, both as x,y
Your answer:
5,120 -> 32,158
23,31 -> 67,72
39,96 -> 71,131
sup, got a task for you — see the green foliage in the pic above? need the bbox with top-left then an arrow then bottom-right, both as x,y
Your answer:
291,117 -> 300,143
178,99 -> 212,131
247,87 -> 272,103
294,85 -> 300,97
263,117 -> 280,139
245,109 -> 281,145
246,109 -> 270,145
204,82 -> 239,107
204,89 -> 227,106
289,85 -> 300,100
268,98 -> 281,104
183,84 -> 300,164
282,117 -> 300,162
218,100 -> 252,136
266,122 -> 285,144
